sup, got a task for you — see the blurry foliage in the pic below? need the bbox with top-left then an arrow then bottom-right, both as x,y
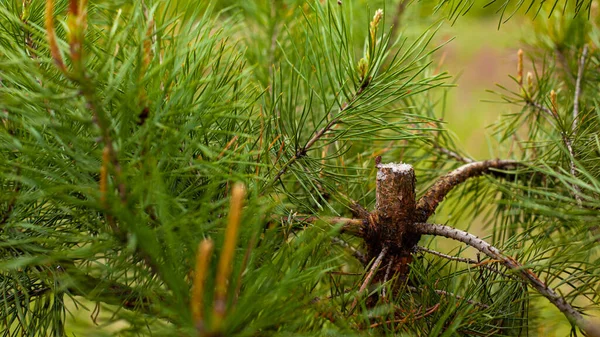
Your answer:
0,0 -> 599,336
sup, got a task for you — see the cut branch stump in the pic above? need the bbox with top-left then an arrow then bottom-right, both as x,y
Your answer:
366,162 -> 421,281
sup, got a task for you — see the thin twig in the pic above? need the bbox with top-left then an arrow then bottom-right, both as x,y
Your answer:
527,94 -> 584,206
416,246 -> 511,278
382,259 -> 393,299
412,222 -> 598,333
82,85 -> 127,205
51,0 -> 160,276
573,45 -> 588,131
349,246 -> 388,312
416,160 -> 520,221
417,246 -> 477,264
544,89 -> 584,206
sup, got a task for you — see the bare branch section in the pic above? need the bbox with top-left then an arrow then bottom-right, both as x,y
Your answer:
412,223 -> 599,334
416,160 -> 519,221
374,163 -> 416,246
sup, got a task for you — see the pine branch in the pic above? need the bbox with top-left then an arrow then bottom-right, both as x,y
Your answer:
416,160 -> 520,221
412,222 -> 599,334
3,1 -> 598,334
266,7 -> 382,188
45,0 -> 128,210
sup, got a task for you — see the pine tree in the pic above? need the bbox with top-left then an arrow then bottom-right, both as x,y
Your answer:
1,0 -> 599,336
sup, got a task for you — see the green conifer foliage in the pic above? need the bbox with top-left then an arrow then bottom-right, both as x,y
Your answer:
1,1 -> 599,336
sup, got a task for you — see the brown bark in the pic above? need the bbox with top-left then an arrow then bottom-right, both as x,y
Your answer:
416,160 -> 519,221
364,163 -> 420,280
366,163 -> 416,252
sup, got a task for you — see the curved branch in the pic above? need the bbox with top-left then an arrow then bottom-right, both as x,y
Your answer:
416,160 -> 519,221
412,223 -> 598,335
